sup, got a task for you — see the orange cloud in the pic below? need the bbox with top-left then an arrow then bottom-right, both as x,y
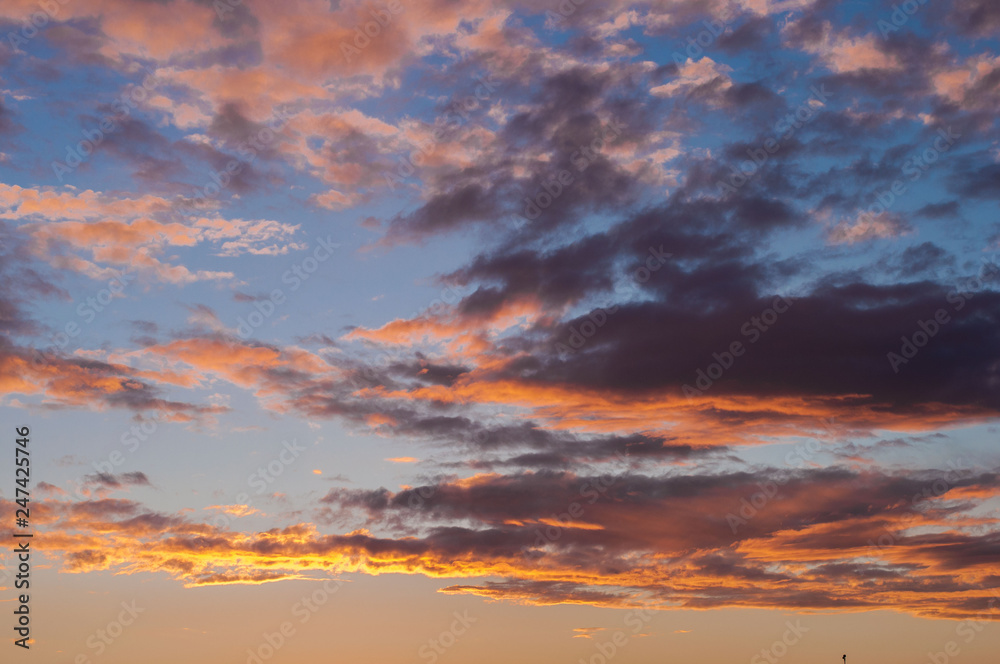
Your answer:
20,462 -> 1000,621
0,344 -> 225,421
3,185 -> 303,283
793,22 -> 901,73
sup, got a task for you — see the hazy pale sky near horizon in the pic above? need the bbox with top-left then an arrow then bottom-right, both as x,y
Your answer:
1,0 -> 999,662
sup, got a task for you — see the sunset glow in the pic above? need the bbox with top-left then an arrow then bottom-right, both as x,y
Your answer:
1,0 -> 999,663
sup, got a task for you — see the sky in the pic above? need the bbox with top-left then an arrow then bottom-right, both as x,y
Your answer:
1,0 -> 999,662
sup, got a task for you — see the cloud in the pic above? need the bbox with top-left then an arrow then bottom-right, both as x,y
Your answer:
946,0 -> 1000,37
650,57 -> 733,101
788,21 -> 901,74
0,98 -> 23,135
572,627 -> 606,639
20,464 -> 1000,619
82,471 -> 152,490
826,212 -> 912,245
1,184 -> 303,283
